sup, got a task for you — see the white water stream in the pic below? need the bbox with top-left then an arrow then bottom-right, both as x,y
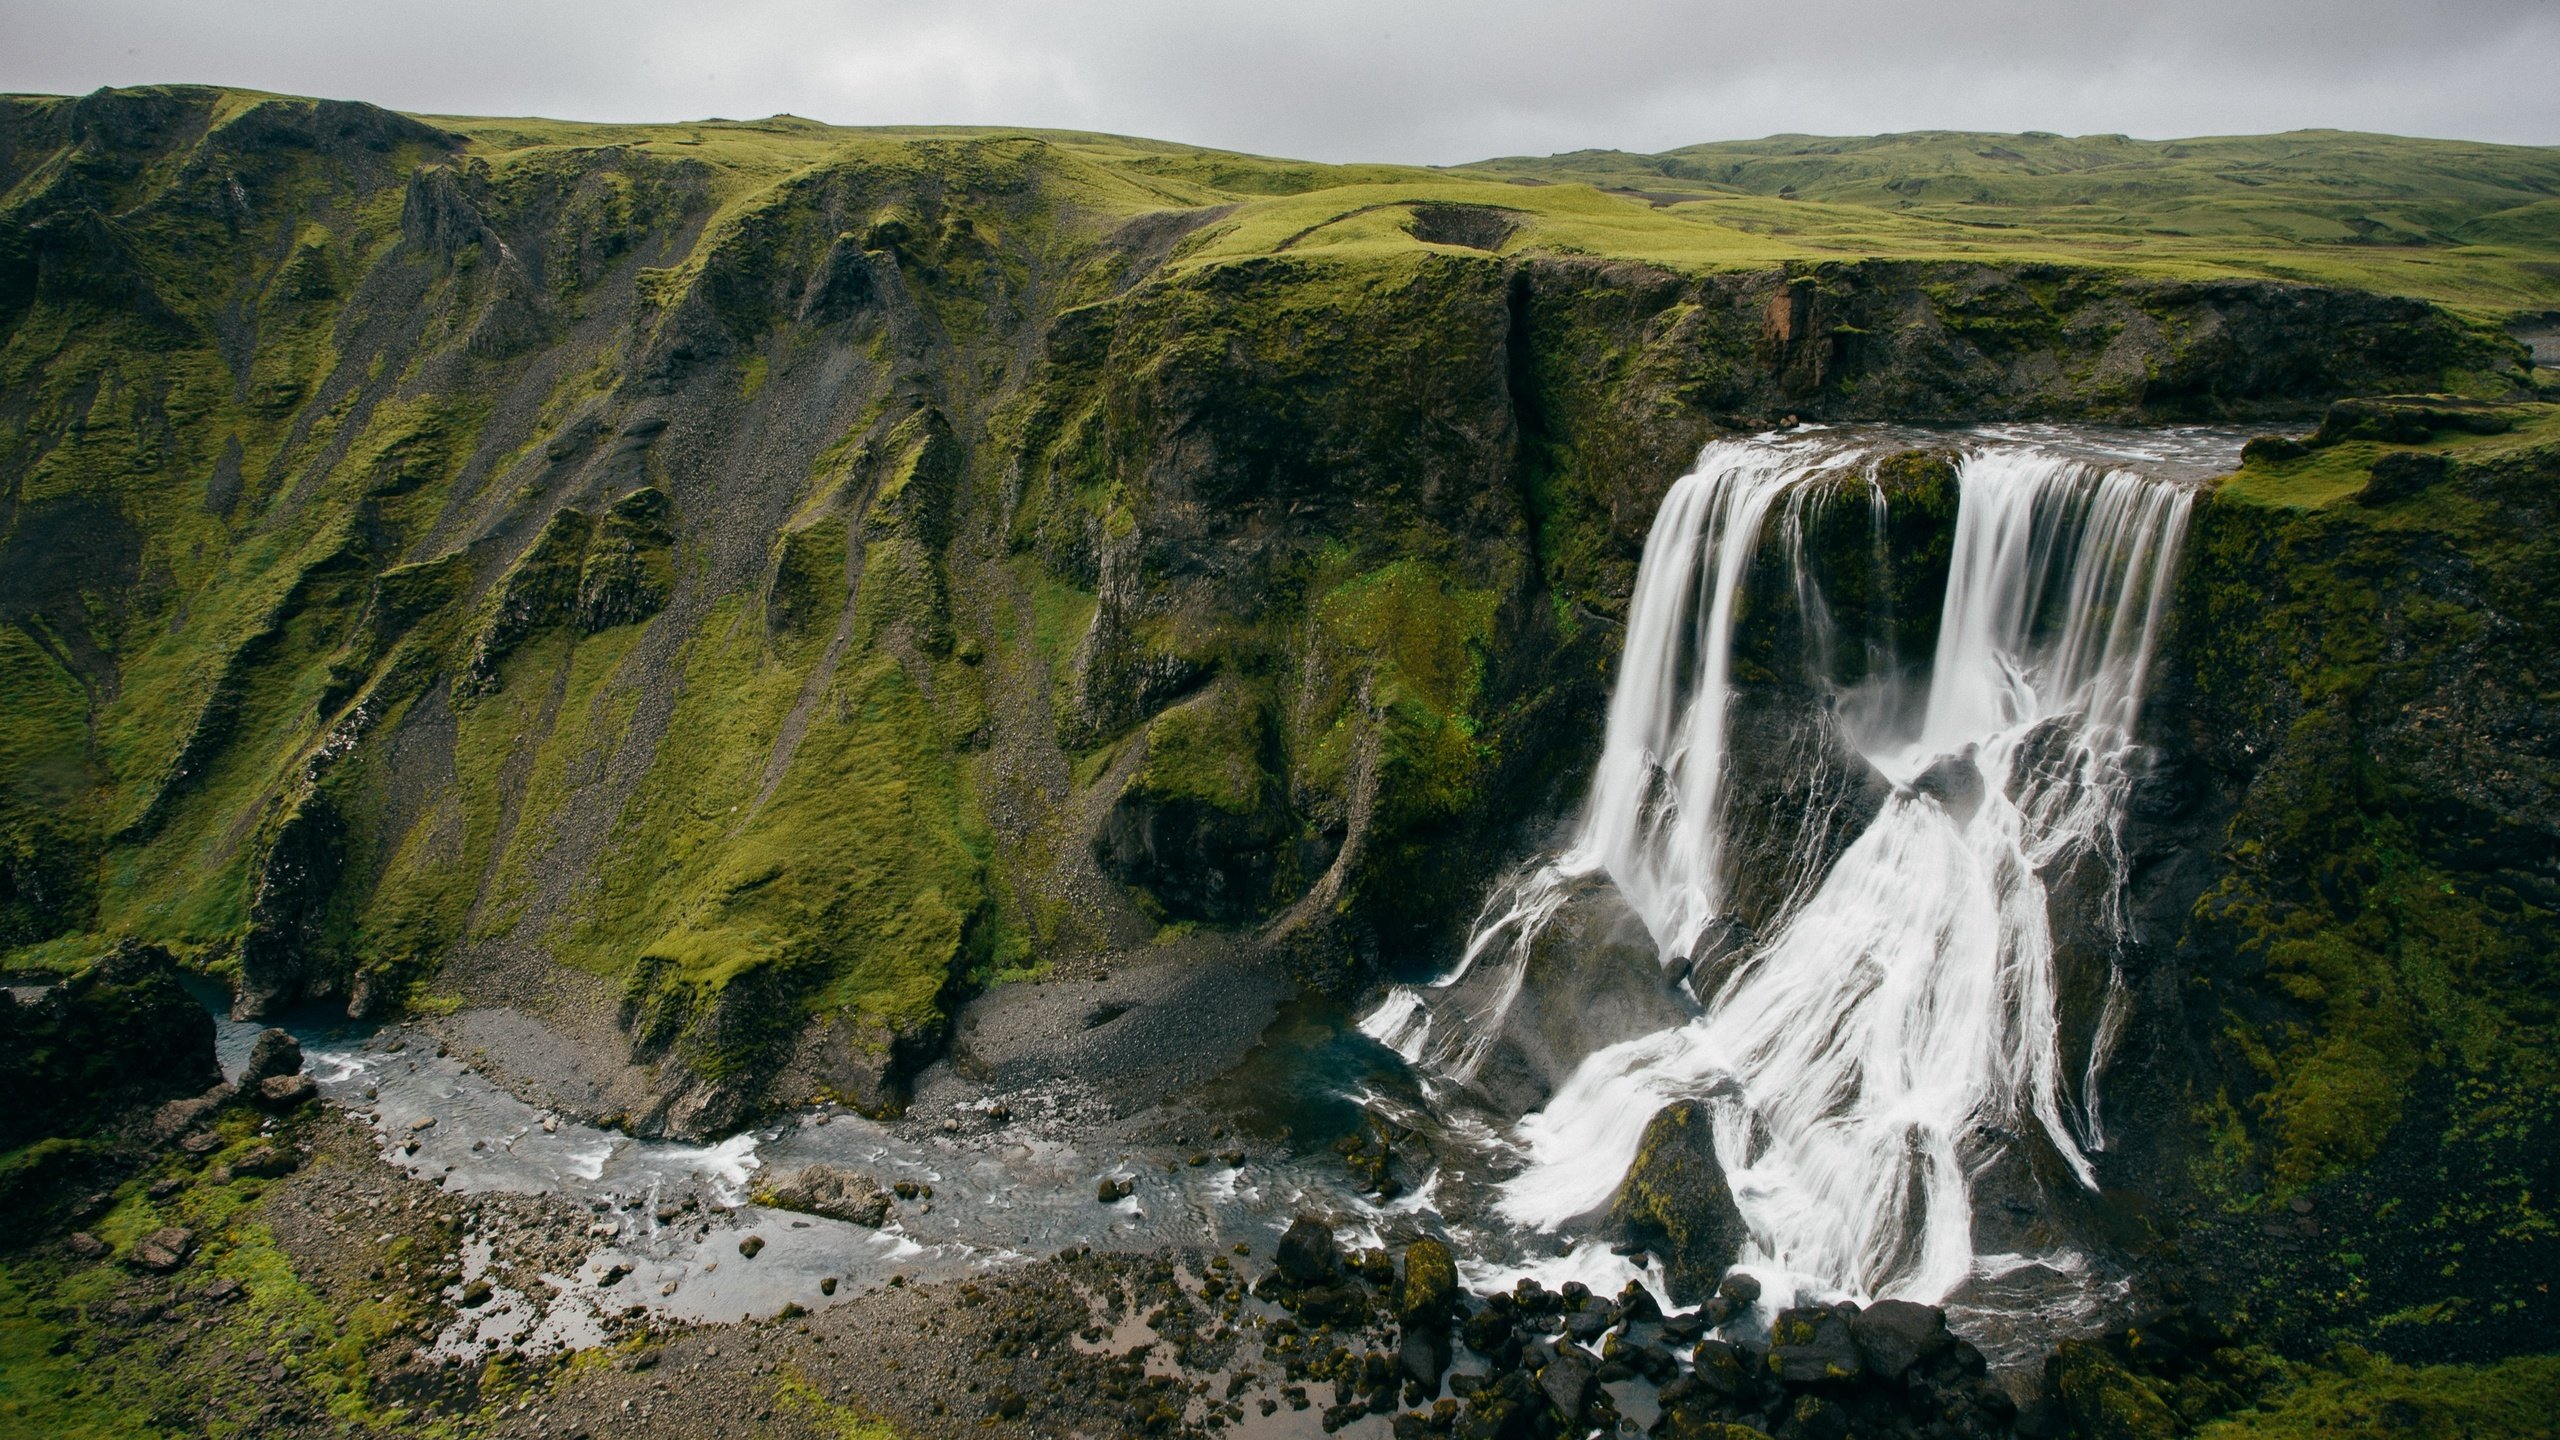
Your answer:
1367,427 -> 2210,1320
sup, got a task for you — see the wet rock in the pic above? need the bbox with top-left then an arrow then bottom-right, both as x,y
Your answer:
763,1163 -> 891,1227
1907,744 -> 1985,822
1095,1175 -> 1135,1203
241,1028 -> 304,1086
1276,1214 -> 1340,1285
737,1234 -> 766,1259
253,1073 -> 318,1110
1536,1346 -> 1595,1420
1688,1336 -> 1760,1399
1846,1297 -> 1950,1380
1291,1283 -> 1371,1329
1609,1101 -> 1750,1305
131,1226 -> 193,1272
1767,1305 -> 1862,1385
1398,1324 -> 1452,1388
1459,876 -> 1697,1114
1717,1272 -> 1762,1308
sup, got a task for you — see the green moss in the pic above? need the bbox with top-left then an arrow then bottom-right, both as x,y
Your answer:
2195,1350 -> 2560,1439
1137,683 -> 1270,815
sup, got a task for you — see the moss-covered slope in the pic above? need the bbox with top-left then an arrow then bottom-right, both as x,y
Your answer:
2101,404 -> 2560,1395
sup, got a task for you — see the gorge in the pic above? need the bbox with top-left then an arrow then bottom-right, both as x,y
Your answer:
2,85 -> 2556,1439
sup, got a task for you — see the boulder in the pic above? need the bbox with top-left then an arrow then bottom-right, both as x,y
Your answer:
1535,1346 -> 1595,1421
1397,1238 -> 1459,1325
131,1226 -> 193,1272
1847,1298 -> 1951,1380
1608,1101 -> 1750,1305
253,1073 -> 318,1110
1767,1305 -> 1863,1385
151,1086 -> 233,1142
241,1028 -> 304,1087
1095,1175 -> 1134,1203
764,1163 -> 891,1227
1397,1324 -> 1452,1388
1275,1214 -> 1340,1284
1290,1283 -> 1371,1329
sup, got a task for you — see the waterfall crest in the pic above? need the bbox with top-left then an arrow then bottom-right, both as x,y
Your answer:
1365,430 -> 2195,1311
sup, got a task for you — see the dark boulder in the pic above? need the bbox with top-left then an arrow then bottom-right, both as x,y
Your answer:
1609,1101 -> 1751,1306
241,1028 -> 303,1086
1535,1345 -> 1595,1421
1846,1297 -> 1951,1380
1276,1214 -> 1340,1284
1767,1305 -> 1863,1385
1291,1283 -> 1371,1329
1398,1323 -> 1452,1388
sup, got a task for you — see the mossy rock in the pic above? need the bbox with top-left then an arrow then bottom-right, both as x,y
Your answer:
1608,1100 -> 1749,1306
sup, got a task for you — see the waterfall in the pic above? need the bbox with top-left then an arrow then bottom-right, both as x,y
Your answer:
1366,429 -> 2196,1311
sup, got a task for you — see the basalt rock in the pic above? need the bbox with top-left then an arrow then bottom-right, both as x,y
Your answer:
1276,1214 -> 1341,1285
762,1163 -> 892,1227
1609,1101 -> 1751,1306
241,1028 -> 304,1087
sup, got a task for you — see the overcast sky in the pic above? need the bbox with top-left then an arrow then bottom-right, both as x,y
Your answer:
5,0 -> 2555,163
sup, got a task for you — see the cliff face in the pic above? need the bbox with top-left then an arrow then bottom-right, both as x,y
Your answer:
2108,407 -> 2560,1368
0,85 -> 2539,1136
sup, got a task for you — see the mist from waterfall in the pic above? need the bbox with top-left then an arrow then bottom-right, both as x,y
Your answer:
1364,429 -> 2196,1312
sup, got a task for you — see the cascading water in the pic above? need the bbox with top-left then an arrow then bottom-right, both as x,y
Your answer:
1366,428 -> 2202,1323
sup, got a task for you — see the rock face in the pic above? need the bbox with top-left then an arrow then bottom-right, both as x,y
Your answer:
0,942 -> 220,1148
1609,1101 -> 1751,1305
2110,423 -> 2560,1359
763,1164 -> 892,1228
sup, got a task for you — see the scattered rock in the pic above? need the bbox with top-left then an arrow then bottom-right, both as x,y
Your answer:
253,1073 -> 318,1110
230,1144 -> 297,1179
1536,1346 -> 1596,1420
764,1164 -> 891,1227
738,1234 -> 766,1259
65,1232 -> 106,1260
131,1227 -> 194,1272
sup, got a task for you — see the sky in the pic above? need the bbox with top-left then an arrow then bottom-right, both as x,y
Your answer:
4,0 -> 2556,164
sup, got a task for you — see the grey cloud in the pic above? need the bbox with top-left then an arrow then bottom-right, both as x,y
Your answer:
3,0 -> 2553,161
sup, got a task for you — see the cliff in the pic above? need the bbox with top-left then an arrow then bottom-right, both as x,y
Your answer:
0,85 -> 2547,1143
